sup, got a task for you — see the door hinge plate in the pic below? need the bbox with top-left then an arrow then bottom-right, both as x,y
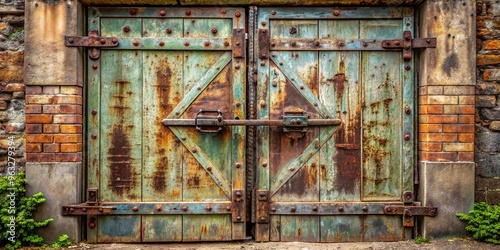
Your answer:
64,29 -> 119,60
62,188 -> 117,215
233,29 -> 245,58
232,189 -> 245,223
382,30 -> 436,61
256,190 -> 269,223
258,29 -> 270,59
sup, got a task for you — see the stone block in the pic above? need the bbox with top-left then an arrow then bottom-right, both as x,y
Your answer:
483,69 -> 500,81
26,162 -> 82,243
490,121 -> 500,131
477,54 -> 500,66
486,191 -> 500,205
481,108 -> 500,120
476,95 -> 497,107
419,162 -> 474,239
475,177 -> 500,191
475,132 -> 500,152
475,153 -> 500,177
476,83 -> 500,95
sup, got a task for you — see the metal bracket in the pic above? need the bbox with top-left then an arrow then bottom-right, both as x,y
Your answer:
382,30 -> 436,61
258,29 -> 270,59
62,188 -> 117,216
282,111 -> 308,139
64,29 -> 119,60
384,202 -> 437,227
232,190 -> 245,223
233,29 -> 245,58
195,109 -> 224,133
256,190 -> 269,223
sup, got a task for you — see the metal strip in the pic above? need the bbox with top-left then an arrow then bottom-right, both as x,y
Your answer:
65,202 -> 233,215
105,38 -> 232,51
258,29 -> 270,58
167,52 -> 232,119
232,29 -> 245,58
269,202 -> 404,215
92,7 -> 244,18
258,7 -> 413,20
270,38 -> 435,51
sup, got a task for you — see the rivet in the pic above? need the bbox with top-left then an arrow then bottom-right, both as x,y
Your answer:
224,41 -> 230,46
185,10 -> 191,16
156,205 -> 162,211
182,205 -> 188,211
314,103 -> 318,107
261,21 -> 267,26
235,101 -> 241,107
290,167 -> 295,171
92,64 -> 98,70
338,206 -> 344,212
206,205 -> 212,211
236,191 -> 242,197
82,208 -> 87,212
333,10 -> 340,16
184,41 -> 190,46
130,8 -> 137,15
404,134 -> 411,140
300,86 -> 304,90
221,9 -> 226,14
226,206 -> 232,211
160,10 -> 166,16
235,12 -> 241,17
68,38 -> 74,44
272,53 -> 276,57
426,39 -> 431,43
387,207 -> 392,212
272,82 -> 277,87
271,207 -> 276,212
260,100 -> 266,108
395,41 -> 400,46
279,62 -> 283,65
123,26 -> 131,32
271,42 -> 276,47
363,42 -> 368,47
132,206 -> 139,212
175,112 -> 180,115
271,10 -> 276,15
70,208 -> 74,212
315,41 -> 320,46
112,38 -> 118,44
133,41 -> 139,46
192,148 -> 197,153
260,216 -> 266,221
166,28 -> 172,34
386,41 -> 391,46
91,109 -> 97,115
260,61 -> 266,66
197,86 -> 201,90
321,164 -> 326,169
312,205 -> 318,211
339,42 -> 345,47
262,162 -> 268,167
235,162 -> 242,168
182,137 -> 186,140
91,134 -> 97,139
291,207 -> 296,212
99,208 -> 103,212
207,166 -> 212,171
159,41 -> 165,47
291,41 -> 297,46
89,222 -> 95,228
405,107 -> 411,114
236,216 -> 242,221
363,206 -> 368,211
405,65 -> 411,70
212,28 -> 218,34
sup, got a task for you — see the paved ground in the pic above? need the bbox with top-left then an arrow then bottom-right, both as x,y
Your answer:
56,238 -> 499,250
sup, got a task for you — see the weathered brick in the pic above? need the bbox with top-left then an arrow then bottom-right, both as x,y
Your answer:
54,134 -> 82,143
476,95 -> 497,107
459,133 -> 474,143
443,86 -> 475,95
26,134 -> 53,143
477,54 -> 500,66
419,86 -> 443,95
458,152 -> 475,161
419,115 -> 458,124
483,69 -> 500,81
0,93 -> 12,101
26,153 -> 55,162
53,95 -> 82,104
4,83 -> 25,92
25,104 -> 42,114
442,105 -> 475,115
459,115 -> 475,124
26,124 -> 42,134
418,124 -> 442,133
419,151 -> 457,162
26,114 -> 53,124
418,142 -> 442,151
419,105 -> 443,114
425,95 -> 459,105
43,86 -> 60,95
476,132 -> 500,152
443,143 -> 474,152
42,105 -> 60,114
25,86 -> 42,95
43,124 -> 60,133
490,121 -> 500,131
61,124 -> 82,134
60,86 -> 83,95
443,124 -> 475,133
0,100 -> 7,110
26,95 -> 54,104
0,51 -> 24,67
484,40 -> 500,50
26,143 -> 42,153
420,133 -> 457,142
0,67 -> 23,82
459,96 -> 475,104
61,143 -> 83,153
476,83 -> 500,95
53,115 -> 82,124
60,104 -> 82,114
43,143 -> 60,153
55,152 -> 82,162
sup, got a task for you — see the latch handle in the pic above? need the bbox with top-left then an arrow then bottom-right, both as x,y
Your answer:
195,109 -> 224,133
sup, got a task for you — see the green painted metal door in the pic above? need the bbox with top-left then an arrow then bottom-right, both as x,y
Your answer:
254,7 -> 415,242
87,7 -> 246,242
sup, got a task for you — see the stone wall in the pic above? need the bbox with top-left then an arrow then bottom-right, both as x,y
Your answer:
476,0 -> 500,205
0,0 -> 25,175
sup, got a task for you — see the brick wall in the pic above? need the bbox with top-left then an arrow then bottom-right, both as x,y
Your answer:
476,0 -> 500,205
0,0 -> 25,174
25,86 -> 83,162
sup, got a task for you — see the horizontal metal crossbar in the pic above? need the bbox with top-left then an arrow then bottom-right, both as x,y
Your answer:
63,202 -> 233,215
162,118 -> 342,127
268,202 -> 402,215
269,38 -> 436,51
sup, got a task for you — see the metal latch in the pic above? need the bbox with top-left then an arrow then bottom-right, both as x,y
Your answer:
384,191 -> 437,227
62,188 -> 117,215
281,111 -> 308,137
195,110 -> 224,133
382,30 -> 436,61
64,29 -> 119,60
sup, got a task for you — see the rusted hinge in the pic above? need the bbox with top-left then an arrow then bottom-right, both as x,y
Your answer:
62,188 -> 117,215
258,29 -> 270,59
233,29 -> 245,58
384,191 -> 437,227
382,30 -> 436,61
256,190 -> 269,223
64,29 -> 119,60
232,189 -> 245,223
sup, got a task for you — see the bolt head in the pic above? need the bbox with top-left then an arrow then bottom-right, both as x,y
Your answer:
112,38 -> 118,44
271,207 -> 276,212
184,41 -> 190,46
91,134 -> 97,139
334,10 -> 340,16
206,206 -> 212,211
92,64 -> 98,70
123,26 -> 131,33
132,206 -> 139,212
185,10 -> 191,16
224,41 -> 230,46
235,162 -> 242,168
221,9 -> 227,14
291,41 -> 297,46
182,205 -> 188,211
133,41 -> 139,46
159,41 -> 165,47
312,206 -> 318,211
235,12 -> 241,17
207,166 -> 212,171
271,10 -> 276,15
91,109 -> 97,115
130,8 -> 137,15
160,10 -> 166,16
338,206 -> 344,212
211,28 -> 218,34
404,134 -> 411,140
68,38 -> 74,44
166,28 -> 172,34
291,207 -> 296,212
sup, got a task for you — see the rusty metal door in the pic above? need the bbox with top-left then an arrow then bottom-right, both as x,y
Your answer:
254,7 -> 417,242
86,7 -> 246,242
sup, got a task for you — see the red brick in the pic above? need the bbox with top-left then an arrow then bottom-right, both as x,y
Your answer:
443,124 -> 475,133
26,104 -> 42,114
53,115 -> 82,124
419,86 -> 443,95
419,124 -> 443,133
43,124 -> 60,133
42,105 -> 60,114
443,105 -> 475,115
443,143 -> 474,152
458,152 -> 474,161
426,95 -> 458,105
26,134 -> 53,143
53,95 -> 82,104
419,105 -> 443,114
419,152 -> 457,162
26,95 -> 54,104
420,133 -> 457,142
60,105 -> 82,114
26,124 -> 42,134
26,114 -> 53,124
459,115 -> 475,124
54,134 -> 83,143
26,86 -> 42,95
55,152 -> 82,162
484,40 -> 500,50
43,86 -> 60,94
43,143 -> 60,153
26,143 -> 42,153
459,133 -> 474,143
60,86 -> 83,95
418,142 -> 443,152
61,143 -> 83,153
27,153 -> 55,162
419,115 -> 458,124
61,124 -> 83,134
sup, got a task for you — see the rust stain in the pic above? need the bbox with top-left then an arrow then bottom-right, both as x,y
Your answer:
152,156 -> 167,192
187,174 -> 201,187
108,125 -> 136,196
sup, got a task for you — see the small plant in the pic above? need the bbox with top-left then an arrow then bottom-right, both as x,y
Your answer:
0,172 -> 53,249
456,202 -> 500,244
51,234 -> 72,249
414,236 -> 430,244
